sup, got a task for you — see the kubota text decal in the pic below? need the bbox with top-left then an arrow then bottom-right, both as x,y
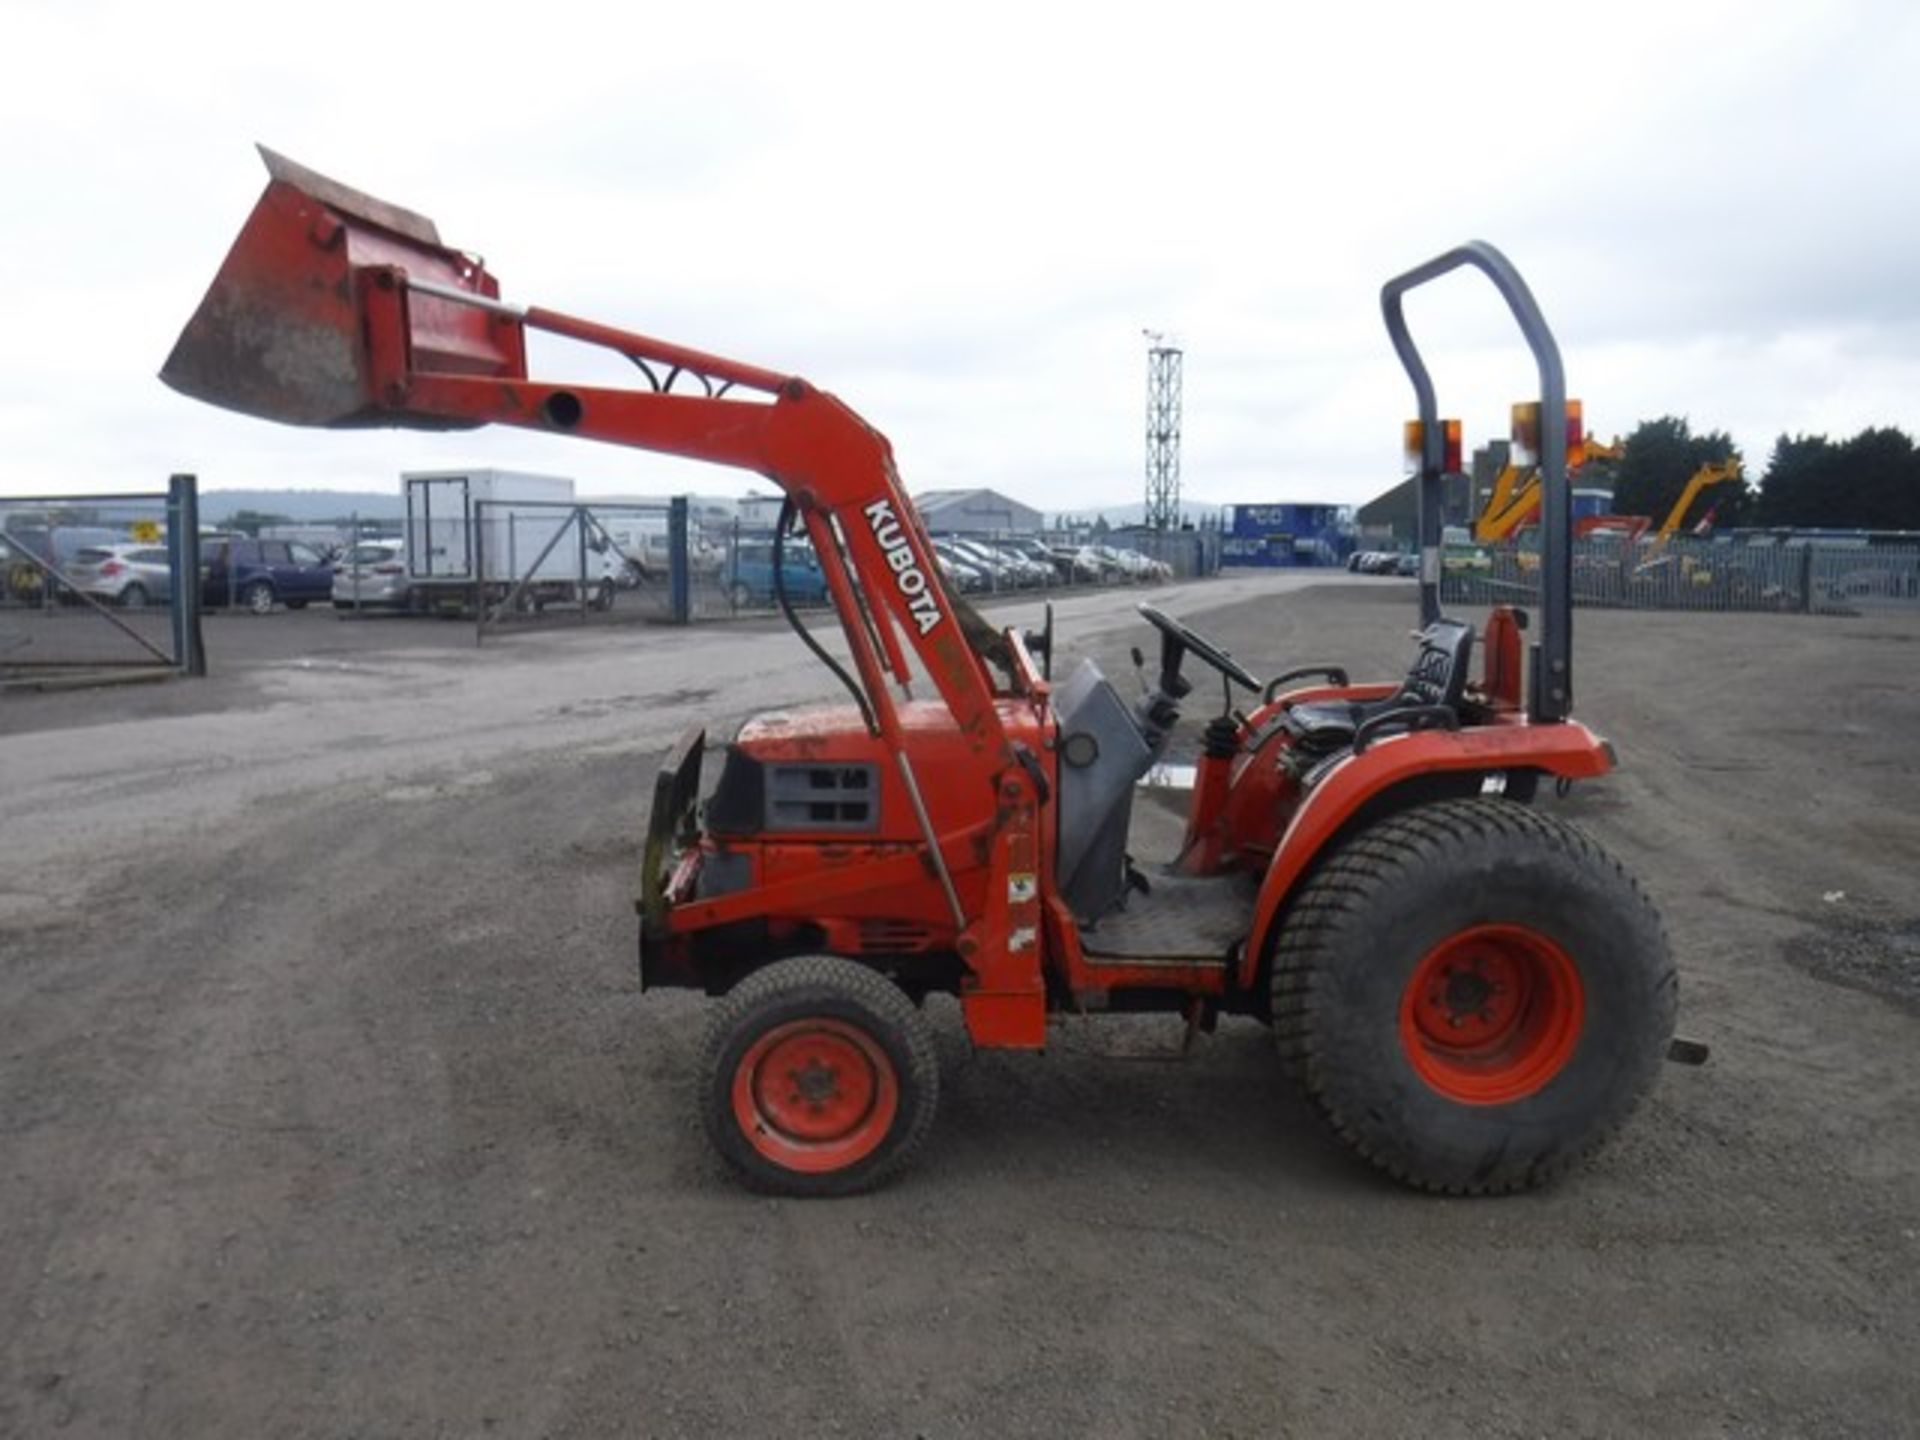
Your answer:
864,499 -> 943,635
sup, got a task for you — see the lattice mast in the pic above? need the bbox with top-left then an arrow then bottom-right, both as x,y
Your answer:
1143,332 -> 1183,530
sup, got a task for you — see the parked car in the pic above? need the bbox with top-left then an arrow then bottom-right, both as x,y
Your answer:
1070,545 -> 1126,583
726,539 -> 830,608
948,537 -> 1022,589
202,537 -> 335,613
596,519 -> 726,583
331,541 -> 411,611
1044,545 -> 1100,584
1114,548 -> 1173,582
1442,544 -> 1493,575
1000,543 -> 1057,587
65,544 -> 173,607
3,524 -> 126,603
931,541 -> 991,593
995,537 -> 1062,586
1092,544 -> 1165,583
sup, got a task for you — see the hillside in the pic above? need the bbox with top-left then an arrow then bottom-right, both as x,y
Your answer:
202,489 -> 403,522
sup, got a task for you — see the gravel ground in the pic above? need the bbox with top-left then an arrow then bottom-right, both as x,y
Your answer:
2,574 -> 1916,1438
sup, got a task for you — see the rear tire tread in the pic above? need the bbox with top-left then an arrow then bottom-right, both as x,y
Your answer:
1271,798 -> 1675,1196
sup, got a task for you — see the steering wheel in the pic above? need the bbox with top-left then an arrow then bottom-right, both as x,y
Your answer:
1137,604 -> 1261,691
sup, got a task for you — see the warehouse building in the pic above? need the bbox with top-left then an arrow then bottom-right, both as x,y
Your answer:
1356,471 -> 1474,545
913,488 -> 1044,536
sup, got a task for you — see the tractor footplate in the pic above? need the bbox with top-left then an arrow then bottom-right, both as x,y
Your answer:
1079,871 -> 1257,964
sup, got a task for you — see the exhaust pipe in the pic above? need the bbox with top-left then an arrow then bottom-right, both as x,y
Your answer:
160,146 -> 525,429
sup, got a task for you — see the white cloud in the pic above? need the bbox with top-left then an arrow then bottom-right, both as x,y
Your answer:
4,0 -> 1917,512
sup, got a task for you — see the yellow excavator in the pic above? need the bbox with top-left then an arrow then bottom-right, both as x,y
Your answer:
1652,458 -> 1742,540
1474,436 -> 1624,543
1621,458 -> 1746,589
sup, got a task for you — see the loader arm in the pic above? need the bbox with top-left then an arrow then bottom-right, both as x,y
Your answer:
1656,458 -> 1742,540
1471,435 -> 1621,544
1474,459 -> 1540,543
162,148 -> 1015,761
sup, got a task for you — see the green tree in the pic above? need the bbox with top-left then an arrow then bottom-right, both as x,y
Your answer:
1754,433 -> 1837,527
1611,417 -> 1748,531
1755,428 -> 1920,529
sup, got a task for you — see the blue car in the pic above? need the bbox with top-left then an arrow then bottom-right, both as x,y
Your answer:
201,538 -> 335,614
725,540 -> 830,608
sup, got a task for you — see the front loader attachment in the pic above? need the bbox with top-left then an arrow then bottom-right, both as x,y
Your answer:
160,146 -> 525,429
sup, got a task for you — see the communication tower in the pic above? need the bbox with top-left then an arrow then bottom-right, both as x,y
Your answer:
1143,332 -> 1183,529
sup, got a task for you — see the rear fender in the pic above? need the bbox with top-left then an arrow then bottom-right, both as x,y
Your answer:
1238,720 -> 1615,990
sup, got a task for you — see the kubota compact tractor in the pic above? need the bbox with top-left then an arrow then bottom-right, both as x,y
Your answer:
165,149 -> 1681,1197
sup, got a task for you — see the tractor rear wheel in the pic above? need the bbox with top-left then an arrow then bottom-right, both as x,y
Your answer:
1272,798 -> 1675,1195
701,956 -> 938,1197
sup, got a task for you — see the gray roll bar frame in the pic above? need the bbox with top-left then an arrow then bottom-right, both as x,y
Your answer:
1380,241 -> 1571,723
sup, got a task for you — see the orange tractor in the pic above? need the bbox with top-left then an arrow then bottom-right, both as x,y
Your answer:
166,150 -> 1683,1196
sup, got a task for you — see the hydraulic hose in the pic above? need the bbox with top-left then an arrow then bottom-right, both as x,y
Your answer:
774,498 -> 876,735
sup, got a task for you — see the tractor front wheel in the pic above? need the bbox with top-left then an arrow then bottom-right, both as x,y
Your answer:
701,957 -> 939,1197
1273,798 -> 1675,1195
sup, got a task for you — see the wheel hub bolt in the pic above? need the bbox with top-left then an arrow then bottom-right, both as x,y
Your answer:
787,1060 -> 840,1104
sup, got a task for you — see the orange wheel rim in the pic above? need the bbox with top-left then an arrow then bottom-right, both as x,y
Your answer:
731,1019 -> 898,1173
1399,924 -> 1585,1104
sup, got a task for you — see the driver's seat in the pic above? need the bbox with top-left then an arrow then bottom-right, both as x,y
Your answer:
1283,618 -> 1476,751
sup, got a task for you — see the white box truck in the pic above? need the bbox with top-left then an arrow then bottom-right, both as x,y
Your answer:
595,514 -> 725,580
401,469 -> 618,612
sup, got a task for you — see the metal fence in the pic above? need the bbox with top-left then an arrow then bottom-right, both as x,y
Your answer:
0,476 -> 204,687
700,523 -> 1195,617
467,500 -> 682,641
1106,526 -> 1222,580
1441,537 -> 1920,616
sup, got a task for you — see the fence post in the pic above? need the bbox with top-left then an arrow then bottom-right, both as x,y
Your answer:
474,500 -> 488,647
577,506 -> 589,621
1798,546 -> 1814,614
729,517 -> 741,611
669,496 -> 691,624
167,473 -> 207,676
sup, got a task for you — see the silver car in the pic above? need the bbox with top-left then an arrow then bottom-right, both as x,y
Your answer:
67,543 -> 172,608
331,541 -> 411,611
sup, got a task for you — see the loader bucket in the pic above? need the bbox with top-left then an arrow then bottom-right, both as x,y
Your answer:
161,147 -> 525,429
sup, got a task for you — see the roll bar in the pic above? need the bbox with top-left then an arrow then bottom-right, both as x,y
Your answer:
1381,242 -> 1571,723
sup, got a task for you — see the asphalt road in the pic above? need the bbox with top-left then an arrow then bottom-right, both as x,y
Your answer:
2,574 -> 1916,1438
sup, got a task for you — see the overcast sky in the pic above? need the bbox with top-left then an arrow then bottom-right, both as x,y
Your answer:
4,0 -> 1916,514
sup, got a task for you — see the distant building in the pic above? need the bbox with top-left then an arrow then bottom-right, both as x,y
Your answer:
1356,472 -> 1473,546
736,491 -> 785,528
1221,502 -> 1354,567
913,488 -> 1043,535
